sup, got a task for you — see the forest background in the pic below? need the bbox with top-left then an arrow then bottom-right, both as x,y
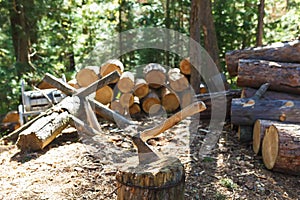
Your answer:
0,0 -> 299,115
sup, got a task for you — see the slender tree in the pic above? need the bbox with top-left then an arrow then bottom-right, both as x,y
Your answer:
189,0 -> 201,94
256,0 -> 265,46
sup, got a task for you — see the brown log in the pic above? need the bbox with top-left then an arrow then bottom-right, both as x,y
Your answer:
110,100 -> 125,115
141,101 -> 206,141
231,99 -> 300,126
117,71 -> 135,93
241,87 -> 300,100
262,123 -> 300,175
76,66 -> 100,87
17,111 -> 70,151
141,91 -> 161,114
67,79 -> 80,89
116,156 -> 185,200
119,93 -> 134,108
161,87 -> 180,113
129,97 -> 141,116
95,85 -> 114,105
179,87 -> 194,108
253,119 -> 277,155
237,59 -> 300,94
133,78 -> 149,99
143,63 -> 167,88
100,59 -> 124,83
168,68 -> 189,92
225,39 -> 300,77
179,57 -> 191,75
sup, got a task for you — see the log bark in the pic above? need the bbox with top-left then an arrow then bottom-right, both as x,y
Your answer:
133,78 -> 149,99
17,111 -> 70,151
119,93 -> 134,108
225,39 -> 300,76
237,59 -> 300,94
76,66 -> 100,87
95,85 -> 114,105
117,71 -> 135,93
168,68 -> 189,92
179,57 -> 191,75
253,119 -> 277,155
100,59 -> 124,83
143,63 -> 167,88
161,87 -> 180,113
179,88 -> 194,108
231,98 -> 300,126
110,100 -> 125,115
141,91 -> 161,114
241,87 -> 300,100
116,156 -> 185,200
262,123 -> 300,175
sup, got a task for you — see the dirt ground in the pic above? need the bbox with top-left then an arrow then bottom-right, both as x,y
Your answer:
0,116 -> 299,200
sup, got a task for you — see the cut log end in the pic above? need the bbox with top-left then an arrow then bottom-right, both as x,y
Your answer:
76,67 -> 99,87
262,125 -> 279,170
179,57 -> 191,75
95,85 -> 114,105
253,120 -> 262,155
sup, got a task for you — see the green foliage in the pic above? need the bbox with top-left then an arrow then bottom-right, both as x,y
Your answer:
219,178 -> 238,190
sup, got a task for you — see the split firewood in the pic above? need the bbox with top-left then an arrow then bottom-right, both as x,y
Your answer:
262,123 -> 300,175
117,71 -> 135,93
143,63 -> 167,88
179,57 -> 191,75
161,87 -> 180,113
225,39 -> 300,76
95,85 -> 114,105
76,66 -> 100,87
133,78 -> 149,99
168,68 -> 189,92
237,59 -> 300,94
99,59 -> 124,83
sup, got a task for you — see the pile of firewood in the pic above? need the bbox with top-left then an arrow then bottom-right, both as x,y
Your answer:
69,58 -> 198,118
226,39 -> 300,175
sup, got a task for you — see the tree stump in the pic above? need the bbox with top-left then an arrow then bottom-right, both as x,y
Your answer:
262,123 -> 300,175
116,156 -> 185,200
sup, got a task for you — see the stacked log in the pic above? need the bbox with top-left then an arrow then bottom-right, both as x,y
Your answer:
227,39 -> 300,174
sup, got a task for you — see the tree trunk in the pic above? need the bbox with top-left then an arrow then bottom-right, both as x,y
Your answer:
116,157 -> 185,200
189,0 -> 201,94
225,39 -> 300,77
256,0 -> 265,46
237,59 -> 300,94
231,98 -> 300,126
241,87 -> 300,100
143,63 -> 167,88
262,123 -> 300,175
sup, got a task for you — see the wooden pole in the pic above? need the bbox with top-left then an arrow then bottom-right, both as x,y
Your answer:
116,156 -> 185,200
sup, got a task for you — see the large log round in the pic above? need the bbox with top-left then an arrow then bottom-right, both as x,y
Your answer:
100,59 -> 124,83
161,87 -> 180,113
95,85 -> 114,105
168,68 -> 189,92
141,91 -> 161,114
225,40 -> 300,77
262,123 -> 300,175
237,59 -> 300,94
117,71 -> 135,93
133,78 -> 149,99
143,63 -> 167,88
76,66 -> 100,87
116,156 -> 185,200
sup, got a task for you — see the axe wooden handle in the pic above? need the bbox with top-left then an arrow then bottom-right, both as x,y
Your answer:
140,101 -> 206,141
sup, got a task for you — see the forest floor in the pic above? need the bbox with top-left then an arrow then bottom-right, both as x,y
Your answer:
0,116 -> 299,200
